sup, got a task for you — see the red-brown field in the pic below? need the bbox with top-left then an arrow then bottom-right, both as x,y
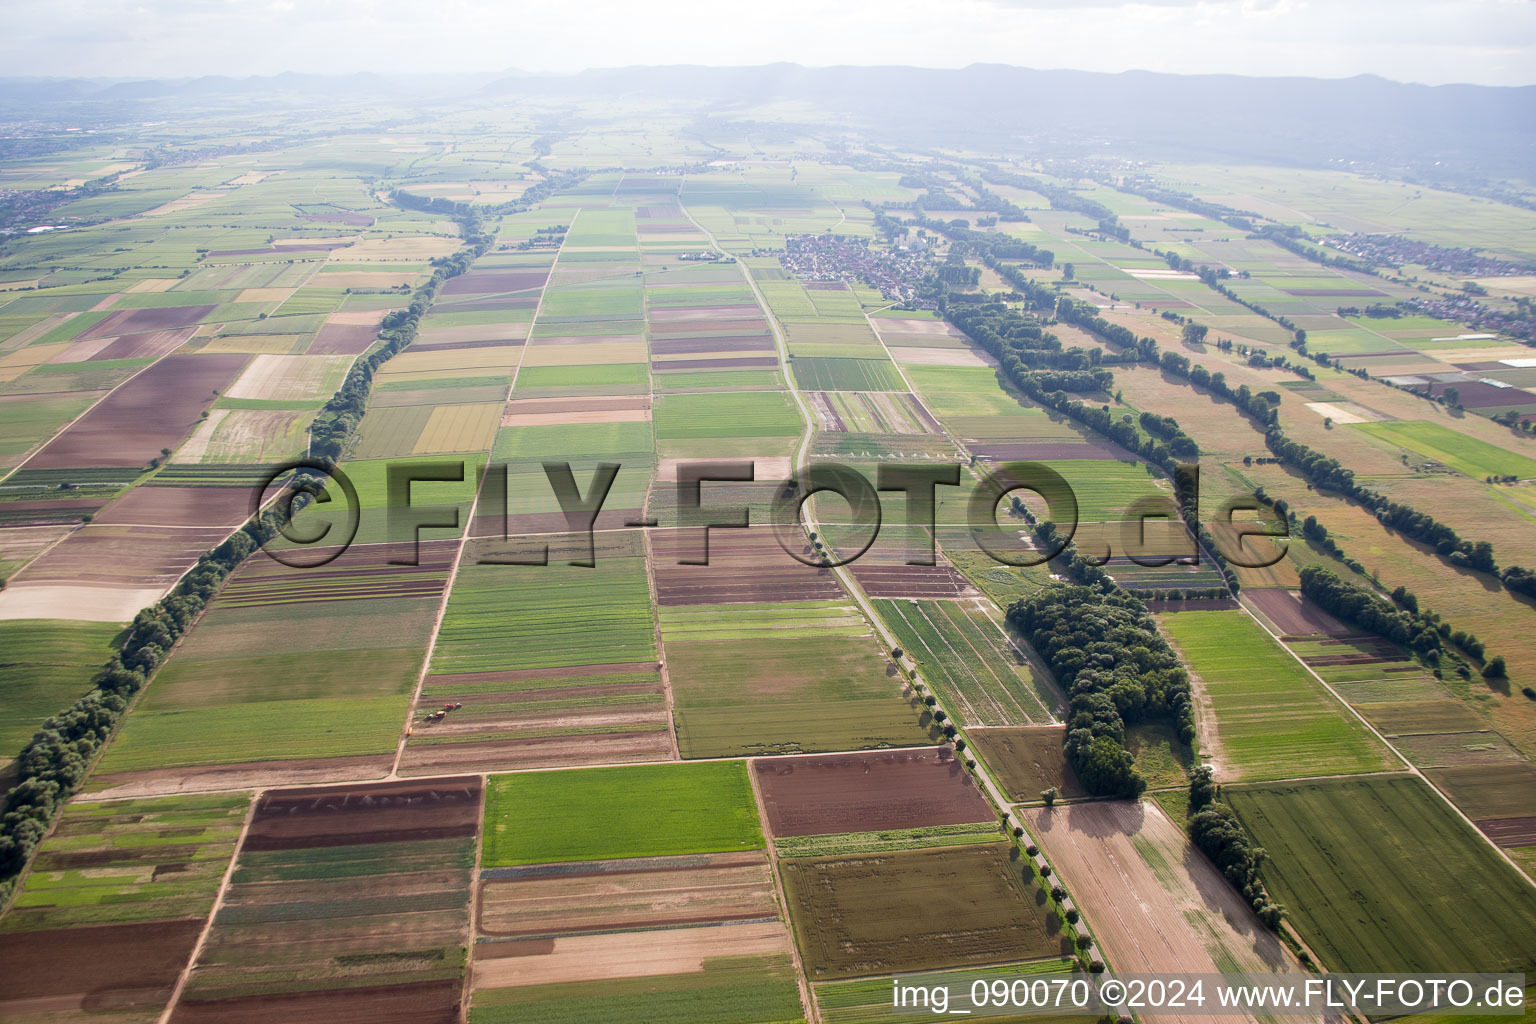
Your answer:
25,353 -> 249,469
307,323 -> 379,355
1244,587 -> 1352,635
172,777 -> 479,1024
1477,817 -> 1536,846
754,748 -> 992,837
654,355 -> 779,370
968,726 -> 1086,801
94,484 -> 255,528
12,522 -> 235,588
650,528 -> 844,604
849,563 -> 977,598
172,979 -> 462,1024
217,539 -> 457,606
80,305 -> 216,339
651,335 -> 773,354
241,776 -> 480,849
0,919 -> 203,1020
649,307 -> 762,323
399,663 -> 672,774
51,326 -> 197,363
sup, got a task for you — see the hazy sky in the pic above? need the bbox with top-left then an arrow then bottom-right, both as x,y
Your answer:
6,0 -> 1534,87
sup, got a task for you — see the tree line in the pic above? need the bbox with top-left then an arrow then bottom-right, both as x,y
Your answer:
1186,766 -> 1283,927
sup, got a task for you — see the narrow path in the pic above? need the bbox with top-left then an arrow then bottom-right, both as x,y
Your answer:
156,790 -> 259,1024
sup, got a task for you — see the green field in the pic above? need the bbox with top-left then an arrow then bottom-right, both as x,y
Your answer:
1354,420 -> 1536,480
654,390 -> 802,438
659,601 -> 869,643
666,634 -> 928,758
817,959 -> 1082,1024
91,693 -> 410,773
875,599 -> 1055,726
432,557 -> 656,673
0,619 -> 124,758
790,356 -> 905,392
2,792 -> 250,930
481,761 -> 765,866
1161,610 -> 1392,779
1227,775 -> 1536,974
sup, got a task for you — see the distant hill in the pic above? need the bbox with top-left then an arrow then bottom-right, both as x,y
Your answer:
2,64 -> 1532,182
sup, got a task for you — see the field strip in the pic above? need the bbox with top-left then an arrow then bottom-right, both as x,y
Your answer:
1239,596 -> 1536,887
156,789 -> 259,1024
746,757 -> 821,1024
387,234 -> 564,777
460,772 -> 491,1021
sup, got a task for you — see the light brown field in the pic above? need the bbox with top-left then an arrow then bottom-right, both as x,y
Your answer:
471,921 -> 793,988
520,340 -> 647,365
314,271 -> 421,290
234,287 -> 294,304
413,402 -> 503,454
478,851 -> 777,936
201,333 -> 305,354
0,583 -> 162,622
1024,800 -> 1314,1024
224,354 -> 351,402
891,346 -> 995,367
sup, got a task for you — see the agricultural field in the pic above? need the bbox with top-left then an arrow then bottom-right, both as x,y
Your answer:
173,778 -> 480,1023
1226,775 -> 1536,974
875,598 -> 1057,726
3,71 -> 1536,1024
1159,609 -> 1394,781
780,843 -> 1064,979
482,761 -> 763,866
1024,800 -> 1311,1021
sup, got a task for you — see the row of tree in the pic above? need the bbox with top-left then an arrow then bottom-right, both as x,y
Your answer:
1154,346 -> 1533,595
1186,766 -> 1284,927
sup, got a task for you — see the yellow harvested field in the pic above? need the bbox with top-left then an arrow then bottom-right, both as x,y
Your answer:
520,340 -> 647,366
1025,800 -> 1314,1024
0,584 -> 164,623
1303,401 -> 1379,424
235,287 -> 294,304
380,347 -> 520,376
126,278 -> 179,293
413,402 -> 503,454
339,236 -> 459,260
201,334 -> 305,354
0,342 -> 71,381
501,408 -> 651,427
140,191 -> 224,216
326,310 -> 390,327
225,354 -> 352,402
314,271 -> 421,290
174,408 -> 310,463
891,346 -> 994,366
